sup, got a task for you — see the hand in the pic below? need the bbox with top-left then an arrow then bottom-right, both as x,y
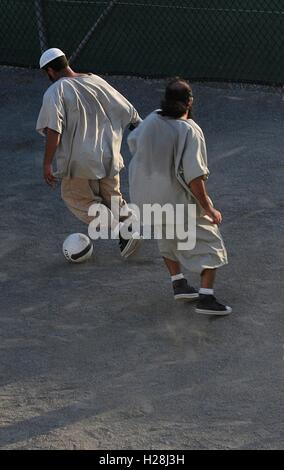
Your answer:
204,207 -> 222,225
44,164 -> 57,187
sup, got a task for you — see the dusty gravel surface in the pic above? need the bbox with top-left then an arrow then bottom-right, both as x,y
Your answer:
0,67 -> 283,449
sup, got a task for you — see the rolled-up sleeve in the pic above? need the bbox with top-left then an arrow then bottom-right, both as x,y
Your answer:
181,127 -> 210,184
36,88 -> 65,136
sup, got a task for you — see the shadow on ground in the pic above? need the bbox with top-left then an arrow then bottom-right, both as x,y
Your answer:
0,68 -> 283,449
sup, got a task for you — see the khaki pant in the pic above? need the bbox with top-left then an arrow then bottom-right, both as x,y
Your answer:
61,175 -> 128,225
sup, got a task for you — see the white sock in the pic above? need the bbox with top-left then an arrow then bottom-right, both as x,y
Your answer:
199,288 -> 214,295
171,273 -> 184,282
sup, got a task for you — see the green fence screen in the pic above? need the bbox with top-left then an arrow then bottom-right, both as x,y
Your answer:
0,0 -> 283,84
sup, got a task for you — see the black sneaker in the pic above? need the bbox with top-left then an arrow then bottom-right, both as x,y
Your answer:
195,294 -> 232,316
173,278 -> 199,301
119,232 -> 143,258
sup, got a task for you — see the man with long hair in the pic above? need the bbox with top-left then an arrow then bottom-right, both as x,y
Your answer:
128,78 -> 232,315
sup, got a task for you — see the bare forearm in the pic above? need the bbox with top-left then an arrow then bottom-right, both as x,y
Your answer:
189,177 -> 212,211
43,128 -> 60,186
44,128 -> 61,166
189,176 -> 223,225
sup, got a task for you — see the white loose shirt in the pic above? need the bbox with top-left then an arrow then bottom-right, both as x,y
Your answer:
36,74 -> 141,179
127,111 -> 228,274
128,111 -> 209,208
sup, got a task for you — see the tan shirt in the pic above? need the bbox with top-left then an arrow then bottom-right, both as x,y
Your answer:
36,74 -> 141,179
128,112 -> 228,274
128,111 -> 209,209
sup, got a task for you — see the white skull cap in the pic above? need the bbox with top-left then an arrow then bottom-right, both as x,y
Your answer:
39,48 -> 65,69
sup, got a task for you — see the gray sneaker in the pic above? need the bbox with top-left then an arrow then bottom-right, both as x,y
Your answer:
119,232 -> 143,258
195,294 -> 232,315
173,279 -> 199,301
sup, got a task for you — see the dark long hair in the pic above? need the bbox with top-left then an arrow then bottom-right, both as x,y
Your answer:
160,77 -> 193,119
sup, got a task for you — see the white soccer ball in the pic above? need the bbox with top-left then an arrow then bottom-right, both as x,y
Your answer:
62,233 -> 93,263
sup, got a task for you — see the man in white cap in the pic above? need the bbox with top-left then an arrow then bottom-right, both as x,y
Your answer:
36,48 -> 142,257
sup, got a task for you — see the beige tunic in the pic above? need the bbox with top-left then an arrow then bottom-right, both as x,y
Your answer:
36,74 -> 141,179
128,111 -> 228,274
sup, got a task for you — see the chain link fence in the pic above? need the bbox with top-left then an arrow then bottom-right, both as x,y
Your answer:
0,0 -> 283,84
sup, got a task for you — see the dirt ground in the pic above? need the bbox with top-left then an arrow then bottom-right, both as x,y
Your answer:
0,67 -> 283,450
